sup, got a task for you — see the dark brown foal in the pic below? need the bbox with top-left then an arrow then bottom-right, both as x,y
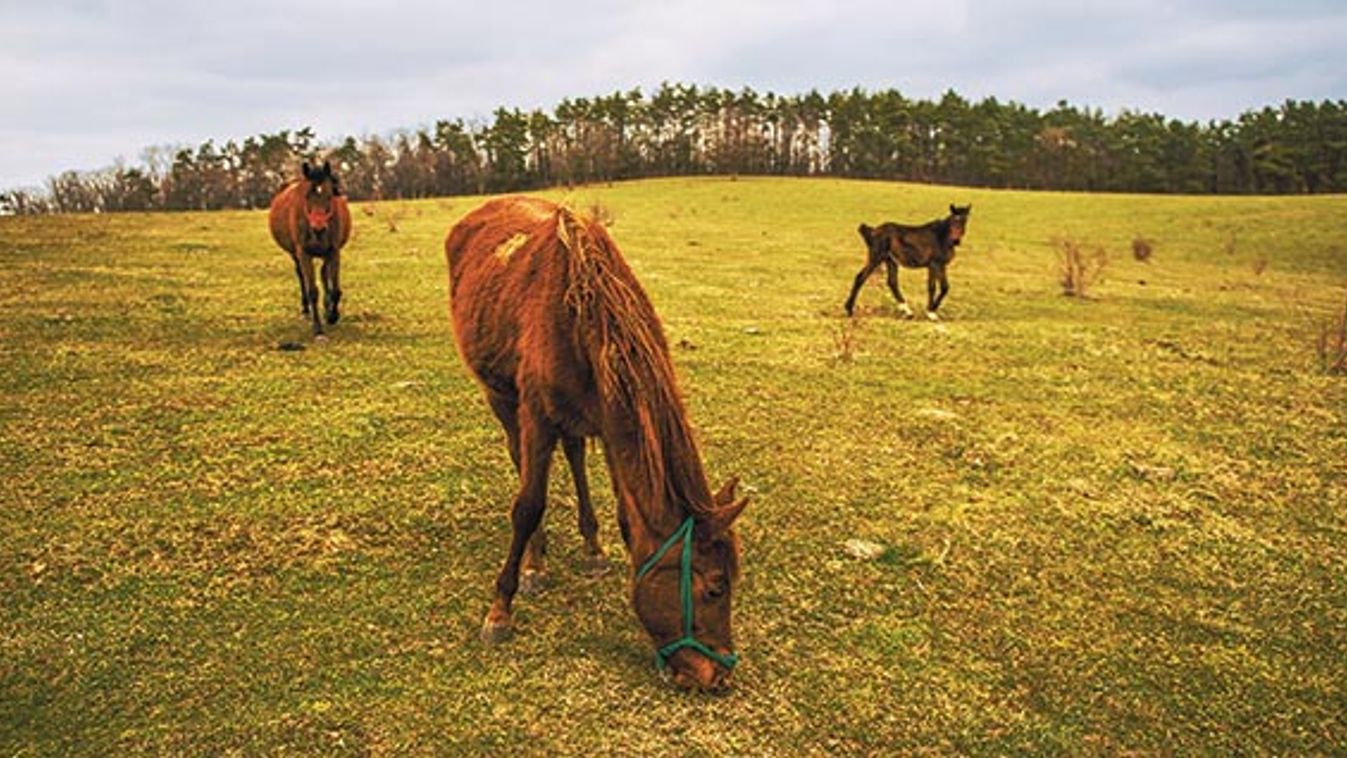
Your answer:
845,204 -> 971,320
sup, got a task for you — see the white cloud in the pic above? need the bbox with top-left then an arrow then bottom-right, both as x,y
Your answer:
0,0 -> 1342,189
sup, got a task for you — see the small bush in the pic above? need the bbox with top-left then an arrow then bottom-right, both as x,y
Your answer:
587,201 -> 616,227
1318,290 -> 1347,375
1058,238 -> 1108,297
1252,255 -> 1268,276
831,316 -> 865,364
1132,236 -> 1153,262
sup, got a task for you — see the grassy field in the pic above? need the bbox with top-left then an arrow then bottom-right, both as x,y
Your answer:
2,176 -> 1345,754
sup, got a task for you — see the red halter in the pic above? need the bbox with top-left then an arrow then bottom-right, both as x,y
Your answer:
306,204 -> 335,230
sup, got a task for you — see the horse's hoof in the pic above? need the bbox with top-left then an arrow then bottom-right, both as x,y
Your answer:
518,570 -> 548,596
925,311 -> 941,322
480,618 -> 513,645
314,333 -> 328,342
326,312 -> 340,325
898,304 -> 914,319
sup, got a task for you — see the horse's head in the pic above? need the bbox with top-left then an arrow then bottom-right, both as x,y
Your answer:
947,204 -> 971,245
300,160 -> 341,244
632,477 -> 749,692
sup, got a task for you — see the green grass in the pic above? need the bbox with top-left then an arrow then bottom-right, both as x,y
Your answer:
2,177 -> 1346,754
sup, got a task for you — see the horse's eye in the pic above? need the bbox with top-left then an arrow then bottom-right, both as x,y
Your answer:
705,576 -> 727,600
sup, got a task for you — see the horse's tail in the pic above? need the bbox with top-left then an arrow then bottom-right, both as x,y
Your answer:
858,223 -> 875,247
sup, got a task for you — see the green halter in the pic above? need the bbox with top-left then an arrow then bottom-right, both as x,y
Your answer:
635,516 -> 740,671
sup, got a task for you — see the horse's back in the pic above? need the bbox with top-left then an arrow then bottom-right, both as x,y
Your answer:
872,221 -> 943,268
446,197 -> 559,276
445,196 -> 579,393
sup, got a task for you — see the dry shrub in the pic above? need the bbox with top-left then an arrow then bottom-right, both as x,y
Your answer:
1132,236 -> 1153,262
1057,238 -> 1108,297
1318,289 -> 1347,375
1224,231 -> 1238,256
831,316 -> 865,364
1252,255 -> 1268,276
586,201 -> 616,227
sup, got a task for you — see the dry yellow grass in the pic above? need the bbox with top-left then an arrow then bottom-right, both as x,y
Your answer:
2,177 -> 1346,753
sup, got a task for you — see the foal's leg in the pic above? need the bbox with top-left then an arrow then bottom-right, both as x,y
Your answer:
844,259 -> 880,317
562,434 -> 607,573
925,264 -> 944,321
297,252 -> 323,336
933,265 -> 951,313
884,260 -> 913,318
321,251 -> 342,325
482,408 -> 558,644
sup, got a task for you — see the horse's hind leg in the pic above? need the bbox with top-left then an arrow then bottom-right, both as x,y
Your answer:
884,260 -> 913,318
562,434 -> 608,573
844,260 -> 880,317
486,390 -> 522,471
486,390 -> 546,595
482,408 -> 558,644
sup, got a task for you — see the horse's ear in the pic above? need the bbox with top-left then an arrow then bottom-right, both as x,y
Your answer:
322,160 -> 332,176
700,495 -> 749,539
301,161 -> 313,180
701,476 -> 749,537
713,476 -> 739,508
949,203 -> 957,214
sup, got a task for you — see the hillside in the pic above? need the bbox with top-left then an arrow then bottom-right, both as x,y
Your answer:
2,177 -> 1345,753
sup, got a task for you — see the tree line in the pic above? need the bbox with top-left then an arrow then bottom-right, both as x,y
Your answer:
5,84 -> 1345,214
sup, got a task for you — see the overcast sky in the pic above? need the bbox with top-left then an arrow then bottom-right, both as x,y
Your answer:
2,0 -> 1344,189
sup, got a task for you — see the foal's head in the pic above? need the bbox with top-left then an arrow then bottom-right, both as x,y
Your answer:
632,477 -> 749,692
300,160 -> 341,246
947,203 -> 972,245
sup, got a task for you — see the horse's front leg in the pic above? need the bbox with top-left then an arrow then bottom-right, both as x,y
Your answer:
925,264 -> 943,321
482,409 -> 558,644
297,251 -> 323,335
321,251 -> 342,325
291,254 -> 309,317
933,265 -> 951,312
563,433 -> 608,573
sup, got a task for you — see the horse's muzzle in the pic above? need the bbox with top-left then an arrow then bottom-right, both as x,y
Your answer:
306,209 -> 333,231
667,649 -> 734,693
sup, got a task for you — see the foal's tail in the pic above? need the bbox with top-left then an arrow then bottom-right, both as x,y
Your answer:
858,223 -> 875,247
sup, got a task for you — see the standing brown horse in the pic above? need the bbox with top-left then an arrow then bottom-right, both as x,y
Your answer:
268,160 -> 351,336
445,196 -> 749,691
844,204 -> 971,320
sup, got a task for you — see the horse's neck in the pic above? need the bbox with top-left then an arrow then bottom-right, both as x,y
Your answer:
599,400 -> 706,566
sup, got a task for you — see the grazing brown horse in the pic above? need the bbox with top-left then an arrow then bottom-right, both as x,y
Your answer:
445,196 -> 749,691
268,161 -> 351,336
844,204 -> 971,320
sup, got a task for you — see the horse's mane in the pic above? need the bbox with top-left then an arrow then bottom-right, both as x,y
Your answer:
553,207 -> 715,522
